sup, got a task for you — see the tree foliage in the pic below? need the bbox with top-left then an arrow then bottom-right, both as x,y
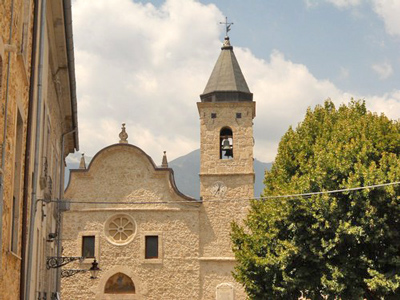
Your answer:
232,100 -> 400,299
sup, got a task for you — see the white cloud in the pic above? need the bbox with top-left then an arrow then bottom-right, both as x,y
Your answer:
72,0 -> 222,161
327,0 -> 361,8
72,0 -> 400,164
307,0 -> 400,36
372,0 -> 400,36
367,90 -> 400,121
305,0 -> 361,8
371,61 -> 393,79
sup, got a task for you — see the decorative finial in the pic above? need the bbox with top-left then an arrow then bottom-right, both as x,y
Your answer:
219,17 -> 233,49
79,153 -> 86,169
161,151 -> 168,168
220,17 -> 233,38
222,36 -> 232,49
119,123 -> 128,143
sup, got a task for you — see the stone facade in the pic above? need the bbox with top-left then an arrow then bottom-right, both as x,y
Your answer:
61,37 -> 254,299
197,102 -> 255,176
197,101 -> 255,300
61,141 -> 251,299
0,0 -> 34,298
61,144 -> 202,299
0,0 -> 78,299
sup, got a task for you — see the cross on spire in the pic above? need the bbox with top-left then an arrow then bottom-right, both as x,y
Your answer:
220,17 -> 233,37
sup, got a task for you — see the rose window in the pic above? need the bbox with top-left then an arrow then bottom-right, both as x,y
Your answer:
105,214 -> 136,245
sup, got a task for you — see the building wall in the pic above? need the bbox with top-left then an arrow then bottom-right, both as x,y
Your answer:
61,144 -> 202,300
62,209 -> 201,300
0,0 -> 78,299
24,1 -> 78,298
197,102 -> 255,175
0,0 -> 33,298
200,261 -> 247,300
199,174 -> 253,257
61,108 -> 255,299
197,101 -> 255,299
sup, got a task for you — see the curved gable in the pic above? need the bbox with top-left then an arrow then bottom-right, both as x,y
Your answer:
65,144 -> 198,204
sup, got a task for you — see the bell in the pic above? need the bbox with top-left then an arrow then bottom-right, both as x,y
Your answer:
221,138 -> 233,158
222,139 -> 231,150
224,149 -> 233,158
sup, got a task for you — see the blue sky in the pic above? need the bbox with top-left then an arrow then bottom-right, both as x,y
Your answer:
141,0 -> 399,95
69,0 -> 400,164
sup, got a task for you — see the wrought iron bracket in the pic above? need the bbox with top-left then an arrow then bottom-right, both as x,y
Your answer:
46,256 -> 83,269
60,269 -> 87,278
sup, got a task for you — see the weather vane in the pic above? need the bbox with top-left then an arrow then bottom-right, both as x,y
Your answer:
220,17 -> 233,37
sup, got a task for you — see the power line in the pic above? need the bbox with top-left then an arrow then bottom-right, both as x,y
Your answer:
257,181 -> 400,200
45,181 -> 400,206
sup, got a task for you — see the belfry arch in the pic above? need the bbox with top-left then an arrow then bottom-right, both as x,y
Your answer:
220,126 -> 233,159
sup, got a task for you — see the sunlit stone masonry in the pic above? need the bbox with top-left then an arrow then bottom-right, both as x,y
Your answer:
61,35 -> 255,300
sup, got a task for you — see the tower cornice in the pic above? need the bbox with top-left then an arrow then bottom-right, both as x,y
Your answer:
197,101 -> 256,119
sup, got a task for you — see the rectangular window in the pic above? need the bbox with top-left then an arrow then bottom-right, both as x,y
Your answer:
145,236 -> 158,259
82,236 -> 95,258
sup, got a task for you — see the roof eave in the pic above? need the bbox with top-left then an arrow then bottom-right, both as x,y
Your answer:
63,0 -> 79,151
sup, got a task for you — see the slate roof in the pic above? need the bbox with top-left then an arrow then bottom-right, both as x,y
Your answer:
200,37 -> 253,102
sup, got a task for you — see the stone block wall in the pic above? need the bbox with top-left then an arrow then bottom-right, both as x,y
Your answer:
199,174 -> 253,258
0,0 -> 33,299
196,99 -> 255,299
62,207 -> 201,300
1,1 -> 78,298
197,102 -> 255,175
200,260 -> 247,300
61,144 -> 203,299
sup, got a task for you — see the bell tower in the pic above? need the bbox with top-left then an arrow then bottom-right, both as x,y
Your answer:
198,35 -> 255,258
198,35 -> 255,203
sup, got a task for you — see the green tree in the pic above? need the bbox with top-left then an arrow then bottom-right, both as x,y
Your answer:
232,100 -> 400,300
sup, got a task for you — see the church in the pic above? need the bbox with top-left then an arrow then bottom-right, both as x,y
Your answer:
61,35 -> 256,300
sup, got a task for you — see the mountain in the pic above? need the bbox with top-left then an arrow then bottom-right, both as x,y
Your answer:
65,149 -> 272,198
253,158 -> 272,197
169,149 -> 271,199
168,149 -> 201,198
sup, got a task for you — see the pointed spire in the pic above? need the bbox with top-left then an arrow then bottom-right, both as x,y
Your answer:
161,151 -> 168,168
79,153 -> 86,169
200,36 -> 253,102
119,123 -> 128,143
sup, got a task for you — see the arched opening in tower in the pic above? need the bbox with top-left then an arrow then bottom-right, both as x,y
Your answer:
220,127 -> 233,159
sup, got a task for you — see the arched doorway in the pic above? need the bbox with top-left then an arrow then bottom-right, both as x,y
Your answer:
104,272 -> 135,294
96,267 -> 140,299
